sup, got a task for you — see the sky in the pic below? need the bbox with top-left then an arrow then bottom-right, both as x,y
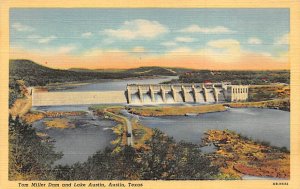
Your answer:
10,8 -> 289,70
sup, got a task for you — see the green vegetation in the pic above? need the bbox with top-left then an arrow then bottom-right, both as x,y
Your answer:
10,59 -> 135,87
53,129 -> 219,180
9,115 -> 62,180
177,70 -> 290,84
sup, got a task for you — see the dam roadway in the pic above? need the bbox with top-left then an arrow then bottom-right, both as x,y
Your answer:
103,109 -> 133,146
32,91 -> 127,106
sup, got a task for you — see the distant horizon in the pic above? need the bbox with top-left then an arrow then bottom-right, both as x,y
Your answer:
10,9 -> 289,70
10,59 -> 290,72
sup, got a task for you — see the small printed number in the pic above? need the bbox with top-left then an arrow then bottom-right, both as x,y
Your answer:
273,182 -> 288,186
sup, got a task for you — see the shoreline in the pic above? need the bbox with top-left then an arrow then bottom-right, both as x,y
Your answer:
203,130 -> 290,179
126,99 -> 289,117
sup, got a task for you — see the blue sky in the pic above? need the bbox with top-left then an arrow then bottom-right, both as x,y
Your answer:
9,8 -> 289,70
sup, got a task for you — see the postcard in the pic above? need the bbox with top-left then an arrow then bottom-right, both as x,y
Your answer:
1,1 -> 300,189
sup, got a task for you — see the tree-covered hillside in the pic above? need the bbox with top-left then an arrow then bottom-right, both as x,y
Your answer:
69,66 -> 186,76
177,70 -> 290,85
10,59 -> 135,87
9,116 -> 62,180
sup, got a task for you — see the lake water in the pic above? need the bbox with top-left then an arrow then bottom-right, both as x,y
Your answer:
32,113 -> 117,165
53,76 -> 178,92
138,108 -> 290,149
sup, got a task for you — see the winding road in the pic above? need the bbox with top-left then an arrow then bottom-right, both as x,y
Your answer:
103,109 -> 134,146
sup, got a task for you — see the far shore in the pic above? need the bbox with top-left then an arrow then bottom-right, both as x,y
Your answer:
126,98 -> 290,117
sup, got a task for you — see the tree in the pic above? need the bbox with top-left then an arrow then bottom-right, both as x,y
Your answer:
53,128 -> 219,180
9,115 -> 62,180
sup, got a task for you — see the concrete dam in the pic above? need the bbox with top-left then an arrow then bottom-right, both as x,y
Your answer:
32,83 -> 248,106
126,83 -> 248,104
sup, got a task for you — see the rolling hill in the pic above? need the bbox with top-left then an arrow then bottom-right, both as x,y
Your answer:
68,66 -> 189,76
11,60 -> 182,87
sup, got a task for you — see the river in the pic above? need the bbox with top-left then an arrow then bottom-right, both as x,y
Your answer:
137,108 -> 290,149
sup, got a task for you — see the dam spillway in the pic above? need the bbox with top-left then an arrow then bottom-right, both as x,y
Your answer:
126,83 -> 248,105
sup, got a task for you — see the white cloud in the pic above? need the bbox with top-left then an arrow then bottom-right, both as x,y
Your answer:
102,38 -> 115,45
38,35 -> 57,44
81,32 -> 93,38
27,35 -> 57,44
161,41 -> 177,47
248,37 -> 262,45
179,24 -> 235,34
202,39 -> 242,62
175,37 -> 195,43
207,39 -> 240,49
102,19 -> 169,40
12,22 -> 34,32
132,46 -> 145,53
57,44 -> 77,54
167,47 -> 193,54
274,33 -> 289,45
165,39 -> 242,61
12,43 -> 77,55
81,48 -> 125,57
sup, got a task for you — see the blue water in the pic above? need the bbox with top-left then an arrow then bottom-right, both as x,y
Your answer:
53,76 -> 178,92
138,108 -> 290,149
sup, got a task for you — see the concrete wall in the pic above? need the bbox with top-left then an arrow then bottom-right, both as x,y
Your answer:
127,84 -> 248,104
32,91 -> 127,106
225,85 -> 248,102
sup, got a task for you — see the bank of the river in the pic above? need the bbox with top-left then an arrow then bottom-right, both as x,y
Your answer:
126,98 -> 289,117
91,105 -> 153,149
127,104 -> 227,117
203,130 -> 289,179
23,111 -> 86,124
225,98 -> 290,111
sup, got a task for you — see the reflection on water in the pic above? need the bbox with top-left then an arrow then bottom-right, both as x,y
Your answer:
138,108 -> 290,149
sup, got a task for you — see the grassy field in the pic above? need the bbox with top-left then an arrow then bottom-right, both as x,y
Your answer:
127,104 -> 227,117
44,118 -> 74,129
249,85 -> 290,102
